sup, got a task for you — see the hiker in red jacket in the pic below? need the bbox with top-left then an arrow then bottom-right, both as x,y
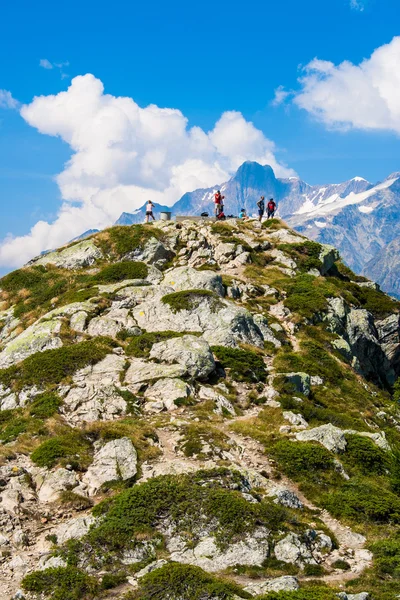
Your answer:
267,198 -> 276,219
214,190 -> 225,217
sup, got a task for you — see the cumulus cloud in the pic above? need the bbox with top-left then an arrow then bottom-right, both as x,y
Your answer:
0,74 -> 294,268
0,90 -> 19,110
271,86 -> 292,106
293,37 -> 400,134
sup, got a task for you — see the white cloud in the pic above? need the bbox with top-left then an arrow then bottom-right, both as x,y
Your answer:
0,74 -> 294,268
39,58 -> 54,69
0,90 -> 19,110
350,0 -> 364,10
293,37 -> 400,134
271,86 -> 292,106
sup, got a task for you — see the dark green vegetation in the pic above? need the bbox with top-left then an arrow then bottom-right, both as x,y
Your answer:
179,423 -> 231,458
98,224 -> 163,257
89,469 -> 286,551
161,289 -> 219,313
283,274 -> 338,320
211,345 -> 267,383
31,430 -> 92,469
131,563 -> 250,600
94,261 -> 148,283
0,337 -> 115,390
22,566 -> 99,600
278,241 -> 323,273
124,331 -> 184,358
29,391 -> 62,418
258,588 -> 338,600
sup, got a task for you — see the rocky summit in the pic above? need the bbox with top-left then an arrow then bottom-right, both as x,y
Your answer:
0,218 -> 400,600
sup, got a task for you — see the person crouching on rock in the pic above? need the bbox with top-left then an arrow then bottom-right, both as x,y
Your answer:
145,200 -> 155,223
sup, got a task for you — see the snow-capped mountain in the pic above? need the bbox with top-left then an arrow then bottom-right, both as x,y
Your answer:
113,162 -> 400,296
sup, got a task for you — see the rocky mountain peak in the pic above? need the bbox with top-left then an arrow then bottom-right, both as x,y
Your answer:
0,217 -> 399,600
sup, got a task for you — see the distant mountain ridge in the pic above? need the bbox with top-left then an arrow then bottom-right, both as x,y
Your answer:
74,161 -> 400,296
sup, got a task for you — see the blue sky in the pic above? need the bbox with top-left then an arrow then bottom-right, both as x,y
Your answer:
0,0 -> 399,270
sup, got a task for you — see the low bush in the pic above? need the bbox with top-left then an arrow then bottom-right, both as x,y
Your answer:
342,434 -> 390,476
259,587 -> 338,600
31,431 -> 92,469
322,480 -> 400,523
58,491 -> 93,511
0,337 -> 114,390
274,340 -> 344,385
162,289 -> 218,313
283,275 -> 338,320
211,345 -> 267,383
90,469 -> 286,551
94,261 -> 148,283
135,562 -> 250,600
271,440 -> 335,479
101,224 -> 163,257
29,391 -> 62,419
278,241 -> 323,273
370,534 -> 400,578
303,564 -> 326,577
0,412 -> 29,443
331,559 -> 351,571
22,566 -> 99,600
100,572 -> 127,590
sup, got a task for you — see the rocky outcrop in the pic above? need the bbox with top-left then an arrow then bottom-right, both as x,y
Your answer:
28,239 -> 103,269
149,335 -> 215,379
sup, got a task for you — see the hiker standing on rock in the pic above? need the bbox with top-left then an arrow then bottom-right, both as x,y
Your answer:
145,200 -> 155,223
267,198 -> 276,219
214,190 -> 224,217
257,196 -> 265,222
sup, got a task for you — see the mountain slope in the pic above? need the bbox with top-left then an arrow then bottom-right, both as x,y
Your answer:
1,218 -> 400,599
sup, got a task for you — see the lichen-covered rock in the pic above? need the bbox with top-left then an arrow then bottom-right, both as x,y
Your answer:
28,239 -> 102,269
283,411 -> 308,429
35,468 -> 79,503
52,515 -> 97,544
125,359 -> 186,388
62,354 -> 128,423
144,378 -> 193,411
319,244 -> 339,275
124,237 -> 174,269
167,527 -> 270,572
87,307 -> 136,338
149,335 -> 215,379
274,530 -> 331,566
295,423 -> 347,452
162,266 -> 224,296
244,576 -> 299,595
0,319 -> 62,369
198,385 -> 235,416
82,437 -> 137,495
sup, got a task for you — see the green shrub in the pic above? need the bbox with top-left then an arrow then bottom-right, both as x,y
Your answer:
29,391 -> 62,419
58,491 -> 93,511
162,289 -> 218,313
0,412 -> 29,443
303,564 -> 326,577
22,566 -> 99,600
393,378 -> 400,403
322,480 -> 400,523
90,469 -> 286,551
94,261 -> 148,283
262,218 -> 283,230
1,266 -> 45,292
271,440 -> 335,479
331,559 -> 351,571
126,331 -> 183,358
101,572 -> 127,590
342,434 -> 390,475
104,224 -> 162,257
135,562 -> 250,600
274,340 -> 344,385
284,275 -> 338,319
211,345 -> 267,383
278,241 -> 323,273
0,337 -> 114,390
31,431 -> 92,469
370,534 -> 400,578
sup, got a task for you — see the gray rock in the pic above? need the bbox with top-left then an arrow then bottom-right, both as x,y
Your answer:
283,411 -> 308,429
283,373 -> 311,397
162,266 -> 224,297
52,515 -> 97,544
124,237 -> 174,269
38,556 -> 67,571
253,314 -> 281,347
144,378 -> 193,411
28,239 -> 102,269
244,576 -> 299,595
332,337 -> 353,360
87,307 -> 136,338
337,593 -> 370,600
274,533 -> 314,565
125,358 -> 186,387
83,437 -> 138,495
35,468 -> 79,503
149,335 -> 215,379
319,244 -> 339,275
62,354 -> 128,423
198,385 -> 235,416
0,319 -> 62,369
296,424 -> 347,453
376,313 -> 400,362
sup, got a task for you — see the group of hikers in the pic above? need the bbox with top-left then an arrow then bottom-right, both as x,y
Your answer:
213,190 -> 276,221
144,193 -> 277,223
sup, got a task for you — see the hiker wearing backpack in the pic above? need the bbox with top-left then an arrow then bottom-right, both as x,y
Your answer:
267,198 -> 276,219
257,196 -> 265,222
145,200 -> 155,223
214,190 -> 224,217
